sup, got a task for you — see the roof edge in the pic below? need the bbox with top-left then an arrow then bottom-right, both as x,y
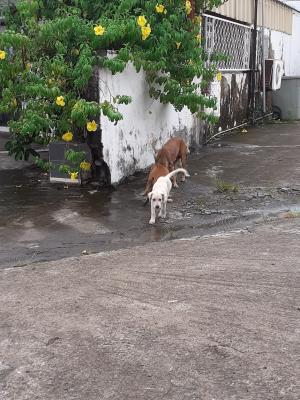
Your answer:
276,0 -> 300,13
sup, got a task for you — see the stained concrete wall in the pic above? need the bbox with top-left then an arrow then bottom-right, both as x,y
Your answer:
99,63 -> 200,184
99,67 -> 251,184
206,73 -> 250,131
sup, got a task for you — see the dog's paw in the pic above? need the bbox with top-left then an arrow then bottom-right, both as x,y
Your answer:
167,198 -> 173,203
149,219 -> 155,225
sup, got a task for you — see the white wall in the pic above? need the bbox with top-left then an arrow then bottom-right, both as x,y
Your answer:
99,63 -> 198,184
267,11 -> 300,76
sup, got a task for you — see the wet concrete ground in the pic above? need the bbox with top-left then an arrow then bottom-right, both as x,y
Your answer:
1,219 -> 299,400
0,121 -> 300,268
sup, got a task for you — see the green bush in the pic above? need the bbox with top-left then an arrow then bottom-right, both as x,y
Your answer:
0,0 -> 225,177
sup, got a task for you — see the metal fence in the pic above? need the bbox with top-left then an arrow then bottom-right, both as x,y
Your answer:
203,14 -> 252,71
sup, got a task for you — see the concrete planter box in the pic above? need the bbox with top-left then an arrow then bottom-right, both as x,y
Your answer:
49,142 -> 91,184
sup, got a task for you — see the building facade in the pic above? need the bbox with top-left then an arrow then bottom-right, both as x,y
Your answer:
203,0 -> 300,137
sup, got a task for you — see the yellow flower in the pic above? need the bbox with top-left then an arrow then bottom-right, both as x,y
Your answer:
80,161 -> 91,171
25,63 -> 31,71
196,34 -> 201,43
0,50 -> 6,60
62,131 -> 73,142
186,0 -> 192,15
137,15 -> 147,27
56,96 -> 65,107
70,172 -> 79,181
94,25 -> 105,36
141,24 -> 151,40
194,15 -> 202,25
216,72 -> 222,81
87,120 -> 98,132
176,42 -> 181,49
12,98 -> 17,107
155,4 -> 166,14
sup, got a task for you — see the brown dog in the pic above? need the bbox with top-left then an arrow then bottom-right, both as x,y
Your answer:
143,137 -> 189,195
155,137 -> 189,187
143,163 -> 169,195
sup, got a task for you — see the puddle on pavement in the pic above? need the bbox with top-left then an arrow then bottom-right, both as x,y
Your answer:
1,131 -> 300,268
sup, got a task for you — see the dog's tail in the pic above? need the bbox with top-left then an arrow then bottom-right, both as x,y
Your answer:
166,168 -> 190,180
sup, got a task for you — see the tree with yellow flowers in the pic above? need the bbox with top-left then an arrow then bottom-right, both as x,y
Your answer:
0,0 -> 226,182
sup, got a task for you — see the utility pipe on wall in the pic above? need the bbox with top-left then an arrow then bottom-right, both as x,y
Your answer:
249,0 -> 259,122
262,0 -> 267,114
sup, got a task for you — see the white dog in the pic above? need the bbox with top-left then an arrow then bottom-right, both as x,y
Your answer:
148,168 -> 190,224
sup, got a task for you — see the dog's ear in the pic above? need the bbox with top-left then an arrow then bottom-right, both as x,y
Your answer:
161,193 -> 165,202
148,191 -> 153,201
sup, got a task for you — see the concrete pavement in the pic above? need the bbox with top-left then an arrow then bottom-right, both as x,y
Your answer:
0,218 -> 299,400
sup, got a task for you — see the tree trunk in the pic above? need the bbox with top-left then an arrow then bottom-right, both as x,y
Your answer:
85,68 -> 112,188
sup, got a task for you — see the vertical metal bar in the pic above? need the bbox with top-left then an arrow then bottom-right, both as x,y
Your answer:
262,0 -> 266,114
249,0 -> 259,122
